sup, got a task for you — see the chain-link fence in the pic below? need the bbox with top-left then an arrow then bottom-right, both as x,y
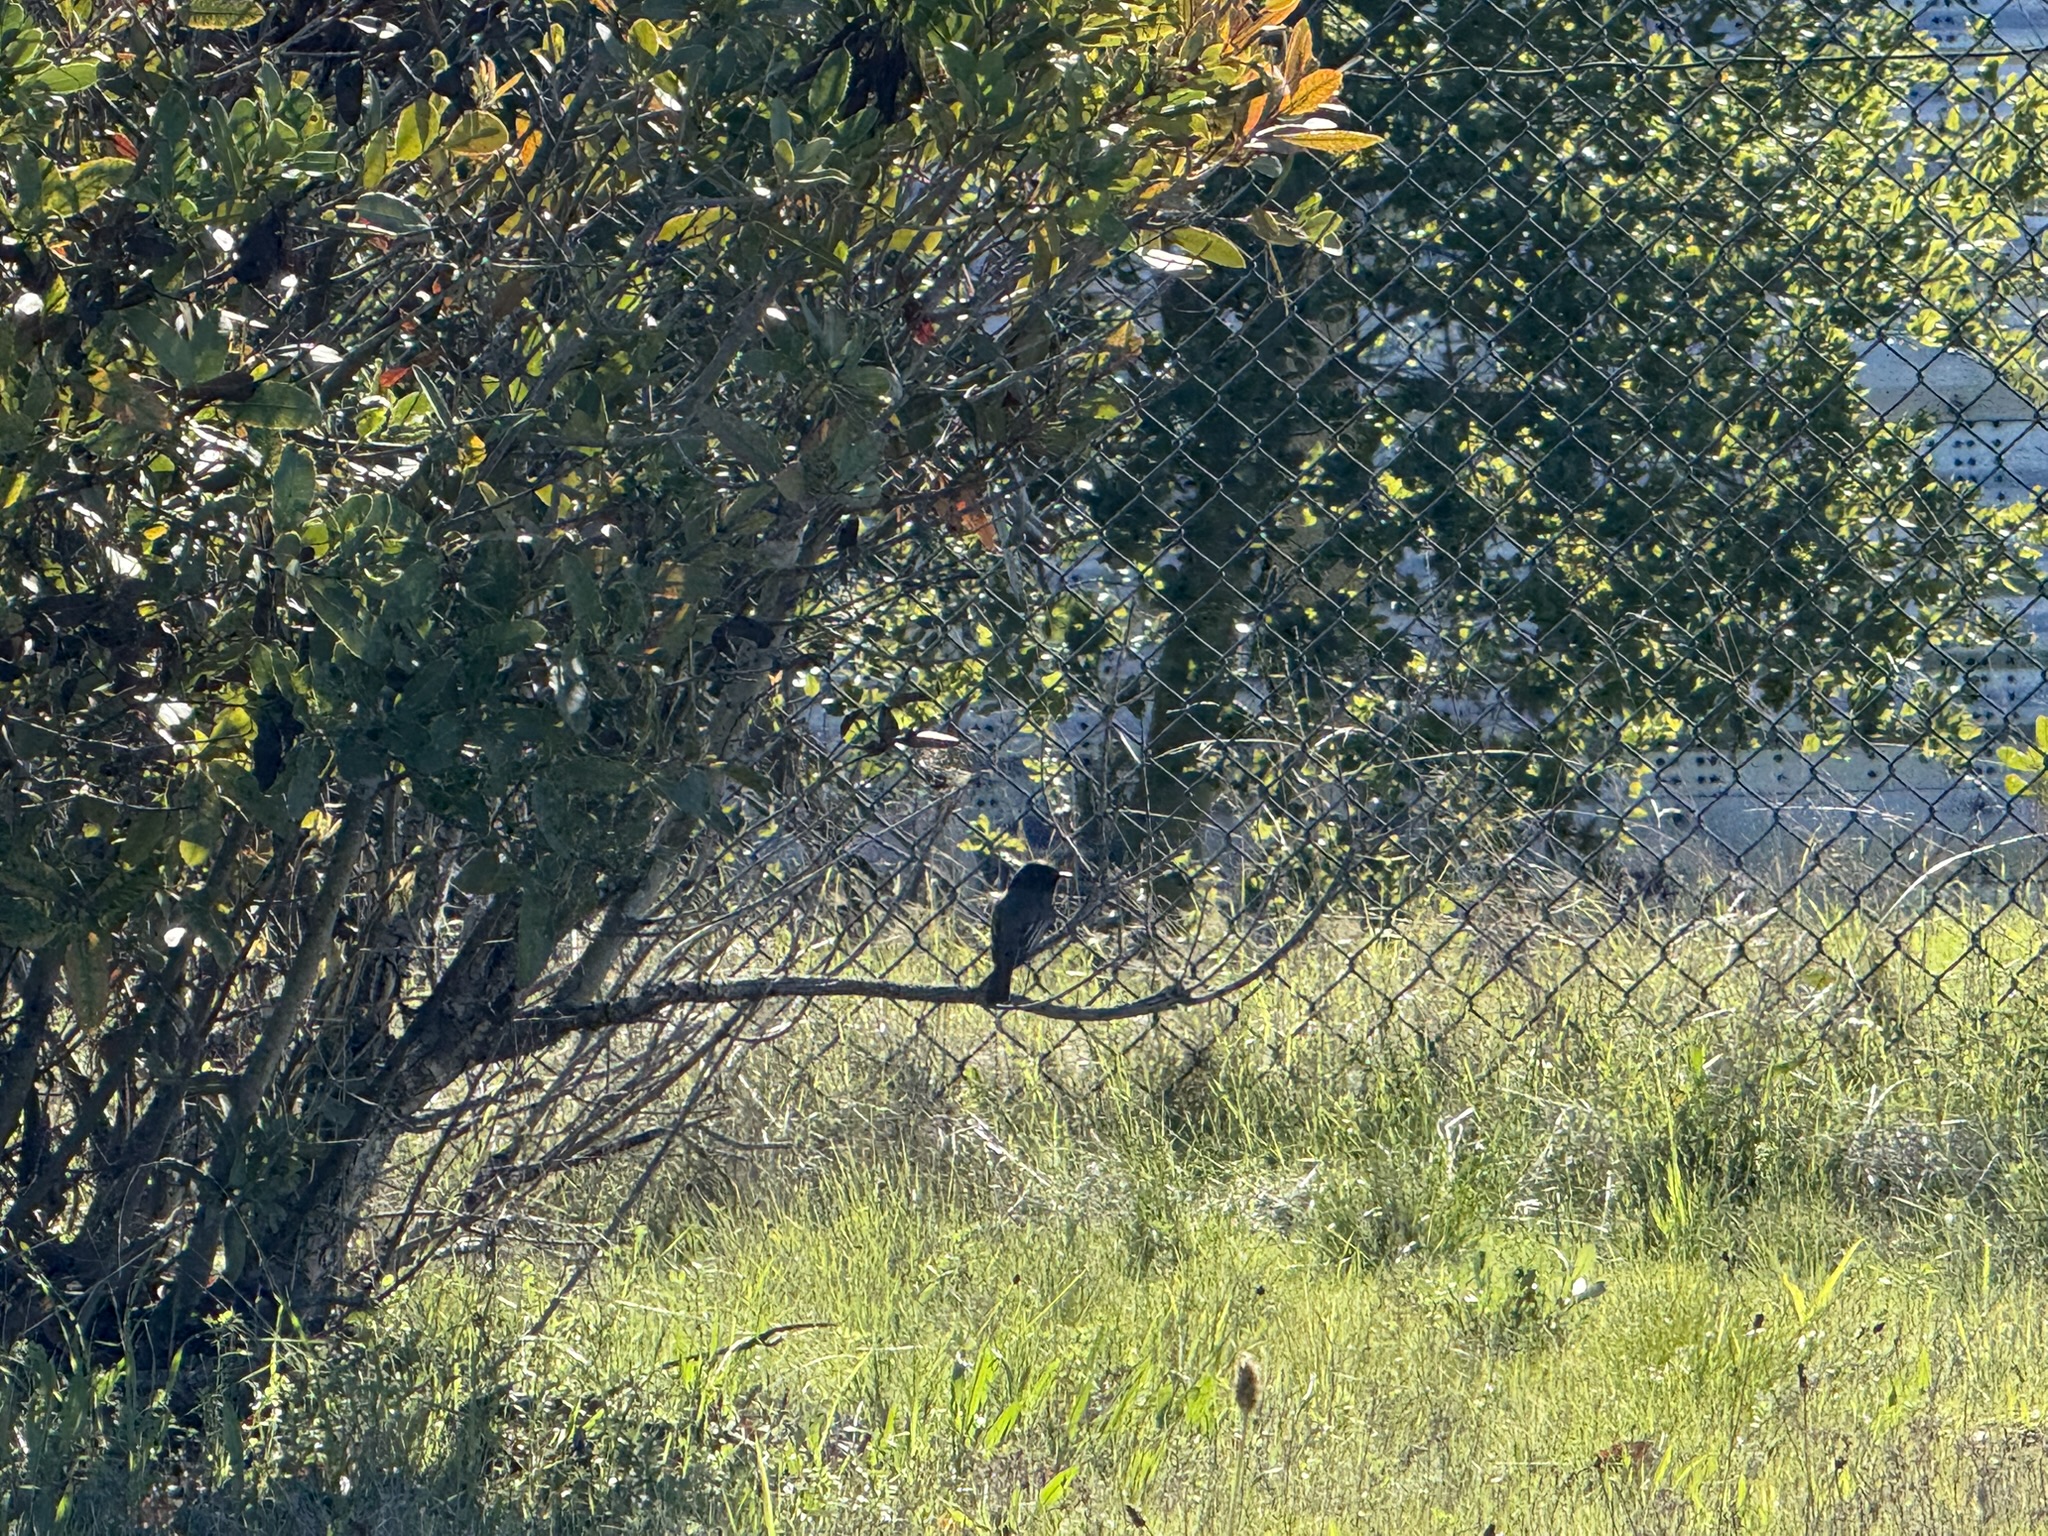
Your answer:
633,0 -> 2048,1145
22,0 -> 2048,1347
300,0 -> 2048,1320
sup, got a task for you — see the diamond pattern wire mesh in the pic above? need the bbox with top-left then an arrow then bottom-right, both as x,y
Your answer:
460,0 -> 2048,1252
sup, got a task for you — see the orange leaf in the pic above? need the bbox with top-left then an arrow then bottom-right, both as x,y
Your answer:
107,131 -> 137,160
1241,91 -> 1269,136
378,363 -> 412,390
1282,18 -> 1313,88
1278,68 -> 1341,118
938,484 -> 998,551
514,116 -> 541,169
1231,0 -> 1297,46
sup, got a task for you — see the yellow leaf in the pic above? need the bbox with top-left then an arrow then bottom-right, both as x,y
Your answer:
443,109 -> 510,158
44,157 -> 133,215
208,706 -> 256,747
185,0 -> 263,27
656,206 -> 733,245
392,97 -> 441,164
1167,226 -> 1249,268
178,838 -> 210,867
459,432 -> 486,468
360,129 -> 390,189
1271,128 -> 1383,153
1278,67 -> 1341,117
1282,18 -> 1313,87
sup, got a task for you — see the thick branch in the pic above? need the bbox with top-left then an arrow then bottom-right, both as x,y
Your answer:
513,854 -> 1348,1056
158,791 -> 373,1335
511,975 -> 1198,1046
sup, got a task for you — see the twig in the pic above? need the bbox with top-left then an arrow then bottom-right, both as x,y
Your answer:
661,1319 -> 839,1370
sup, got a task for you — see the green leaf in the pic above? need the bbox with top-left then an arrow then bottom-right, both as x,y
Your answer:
1810,1239 -> 1861,1316
809,49 -> 852,119
454,849 -> 518,894
443,110 -> 509,159
1166,227 -> 1248,268
150,92 -> 191,168
659,768 -> 714,817
562,549 -> 603,634
272,444 -> 316,524
127,311 -> 201,388
700,407 -> 783,478
227,380 -> 320,430
1239,208 -> 1305,248
43,156 -> 132,214
207,705 -> 256,748
184,0 -> 264,27
63,933 -> 110,1032
391,97 -> 439,163
352,191 -> 431,235
31,60 -> 97,93
837,365 -> 900,408
300,575 -> 367,654
1036,1466 -> 1078,1510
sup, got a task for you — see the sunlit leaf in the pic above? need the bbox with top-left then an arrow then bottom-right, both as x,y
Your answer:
1167,227 -> 1248,268
1277,68 -> 1342,117
443,110 -> 510,158
43,155 -> 131,213
31,61 -> 98,93
353,191 -> 431,234
1267,127 -> 1382,153
184,0 -> 264,28
655,206 -> 733,245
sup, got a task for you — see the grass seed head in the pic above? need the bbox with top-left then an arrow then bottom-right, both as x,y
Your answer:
1233,1353 -> 1261,1417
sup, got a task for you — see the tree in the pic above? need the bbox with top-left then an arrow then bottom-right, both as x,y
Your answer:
1072,0 -> 2048,874
0,0 -> 1365,1354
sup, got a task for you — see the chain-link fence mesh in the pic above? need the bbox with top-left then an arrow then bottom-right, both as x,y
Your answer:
110,0 -> 2048,1303
609,0 -> 2048,1164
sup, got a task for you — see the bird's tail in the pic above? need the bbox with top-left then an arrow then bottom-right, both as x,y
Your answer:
982,965 -> 1013,1006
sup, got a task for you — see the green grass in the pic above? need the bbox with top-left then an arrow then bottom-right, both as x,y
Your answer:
20,896 -> 2048,1533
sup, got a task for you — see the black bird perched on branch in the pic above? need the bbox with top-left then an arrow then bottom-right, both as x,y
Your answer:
983,862 -> 1061,1006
